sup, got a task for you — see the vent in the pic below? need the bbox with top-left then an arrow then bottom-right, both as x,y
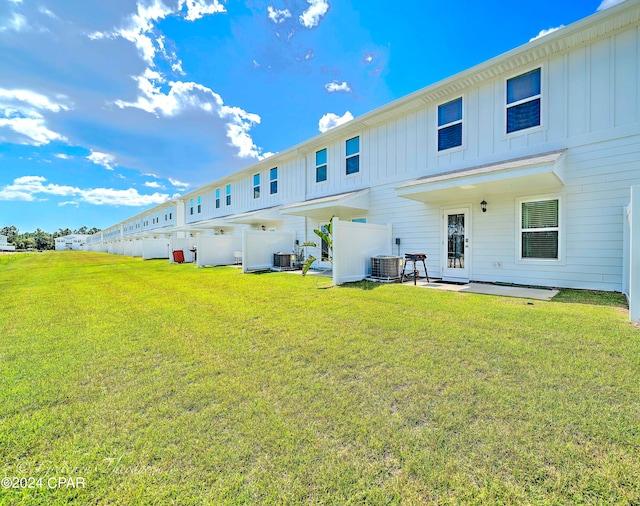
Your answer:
370,255 -> 402,281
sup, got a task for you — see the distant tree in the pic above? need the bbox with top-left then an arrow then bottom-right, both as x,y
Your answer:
1,225 -> 19,243
87,227 -> 101,235
75,226 -> 88,235
33,228 -> 53,250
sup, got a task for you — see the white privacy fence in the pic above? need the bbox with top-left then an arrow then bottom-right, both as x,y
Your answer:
142,238 -> 170,260
196,235 -> 242,267
332,218 -> 393,285
169,237 -> 197,263
242,230 -> 295,273
133,239 -> 143,257
627,185 -> 639,323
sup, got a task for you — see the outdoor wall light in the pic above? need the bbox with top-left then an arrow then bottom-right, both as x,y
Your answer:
480,200 -> 488,213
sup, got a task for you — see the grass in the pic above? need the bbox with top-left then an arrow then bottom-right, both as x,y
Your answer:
0,251 -> 638,505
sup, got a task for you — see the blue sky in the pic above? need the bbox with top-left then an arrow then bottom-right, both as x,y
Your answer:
0,0 -> 622,233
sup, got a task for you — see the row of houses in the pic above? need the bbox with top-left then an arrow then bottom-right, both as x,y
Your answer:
86,1 -> 640,321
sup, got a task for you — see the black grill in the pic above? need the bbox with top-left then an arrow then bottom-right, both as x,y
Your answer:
402,252 -> 429,284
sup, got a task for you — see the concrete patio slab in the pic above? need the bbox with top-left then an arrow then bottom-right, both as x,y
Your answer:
401,279 -> 559,301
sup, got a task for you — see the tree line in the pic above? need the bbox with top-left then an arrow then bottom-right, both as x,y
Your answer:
1,226 -> 101,251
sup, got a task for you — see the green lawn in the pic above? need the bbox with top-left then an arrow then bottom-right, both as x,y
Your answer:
1,252 -> 638,505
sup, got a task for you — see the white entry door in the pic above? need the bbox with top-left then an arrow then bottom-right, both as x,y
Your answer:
441,207 -> 470,282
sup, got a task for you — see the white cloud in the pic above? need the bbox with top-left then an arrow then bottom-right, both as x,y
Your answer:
169,178 -> 190,189
54,153 -> 71,159
597,0 -> 625,11
90,0 -> 173,66
267,6 -> 292,24
529,25 -> 564,42
0,13 -> 28,33
58,201 -> 80,207
115,71 -> 264,159
0,88 -> 71,145
299,0 -> 329,28
0,175 -> 169,206
179,0 -> 226,21
0,116 -> 66,145
324,81 -> 351,93
318,111 -> 353,133
144,181 -> 164,188
88,150 -> 116,170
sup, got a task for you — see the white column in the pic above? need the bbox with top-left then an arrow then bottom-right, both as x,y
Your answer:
630,186 -> 640,323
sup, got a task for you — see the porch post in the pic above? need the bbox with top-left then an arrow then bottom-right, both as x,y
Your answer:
630,185 -> 640,323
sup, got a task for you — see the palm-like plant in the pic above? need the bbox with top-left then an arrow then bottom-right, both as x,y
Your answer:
301,218 -> 334,276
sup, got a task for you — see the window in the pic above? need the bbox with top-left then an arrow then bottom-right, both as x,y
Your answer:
438,97 -> 462,151
507,68 -> 541,133
168,206 -> 173,220
215,188 -> 220,209
253,173 -> 260,199
520,198 -> 559,260
197,196 -> 202,213
225,184 -> 231,206
270,167 -> 278,194
316,149 -> 327,183
346,136 -> 359,175
164,208 -> 168,221
189,198 -> 194,215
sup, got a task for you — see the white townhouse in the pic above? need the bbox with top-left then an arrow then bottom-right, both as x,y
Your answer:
55,234 -> 90,251
0,234 -> 15,251
88,0 -> 640,316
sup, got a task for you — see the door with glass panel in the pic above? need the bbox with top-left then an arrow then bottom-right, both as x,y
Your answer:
441,207 -> 470,282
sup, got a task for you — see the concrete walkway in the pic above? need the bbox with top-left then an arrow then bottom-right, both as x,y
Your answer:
400,278 -> 559,301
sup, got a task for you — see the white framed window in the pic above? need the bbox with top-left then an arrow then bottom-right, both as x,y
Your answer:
438,97 -> 462,151
518,195 -> 561,262
225,184 -> 231,206
507,68 -> 541,134
270,167 -> 278,194
189,198 -> 194,215
345,136 -> 359,175
253,173 -> 260,199
197,196 -> 202,213
316,148 -> 327,182
215,188 -> 220,209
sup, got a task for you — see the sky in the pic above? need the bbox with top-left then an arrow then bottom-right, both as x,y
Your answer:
0,0 -> 624,233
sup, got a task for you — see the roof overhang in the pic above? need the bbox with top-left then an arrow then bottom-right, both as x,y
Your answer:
223,206 -> 283,225
280,188 -> 370,220
395,150 -> 566,203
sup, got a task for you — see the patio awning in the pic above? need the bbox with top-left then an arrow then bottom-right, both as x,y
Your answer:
395,150 -> 566,202
223,206 -> 283,225
280,188 -> 370,220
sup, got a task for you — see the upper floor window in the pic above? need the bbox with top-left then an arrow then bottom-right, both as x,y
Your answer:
346,136 -> 359,175
168,206 -> 173,220
197,196 -> 202,213
215,188 -> 220,209
438,97 -> 462,151
253,173 -> 260,199
519,197 -> 559,260
225,184 -> 231,206
164,208 -> 168,221
316,149 -> 327,183
270,167 -> 278,194
507,68 -> 541,134
189,198 -> 194,215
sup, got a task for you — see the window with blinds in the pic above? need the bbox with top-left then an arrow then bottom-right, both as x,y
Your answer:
520,198 -> 559,259
438,97 -> 462,151
507,68 -> 541,134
